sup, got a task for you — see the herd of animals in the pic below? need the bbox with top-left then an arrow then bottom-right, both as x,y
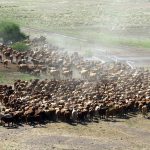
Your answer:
0,39 -> 150,127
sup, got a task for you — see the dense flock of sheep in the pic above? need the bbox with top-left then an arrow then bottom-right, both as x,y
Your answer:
0,38 -> 150,127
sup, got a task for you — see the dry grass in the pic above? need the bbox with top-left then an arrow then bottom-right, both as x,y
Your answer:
0,115 -> 150,150
0,0 -> 149,48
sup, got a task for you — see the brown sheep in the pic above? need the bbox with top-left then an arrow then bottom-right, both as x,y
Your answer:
3,60 -> 9,68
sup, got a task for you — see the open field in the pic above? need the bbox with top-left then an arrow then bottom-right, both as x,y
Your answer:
0,115 -> 150,150
0,0 -> 150,49
0,1 -> 150,150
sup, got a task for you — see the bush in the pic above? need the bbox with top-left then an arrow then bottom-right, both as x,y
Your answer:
0,21 -> 26,44
11,42 -> 30,52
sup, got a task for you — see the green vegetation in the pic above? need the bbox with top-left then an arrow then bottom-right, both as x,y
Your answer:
95,33 -> 150,49
11,42 -> 30,52
102,36 -> 150,49
0,71 -> 37,85
0,21 -> 26,44
0,0 -> 149,50
119,39 -> 150,49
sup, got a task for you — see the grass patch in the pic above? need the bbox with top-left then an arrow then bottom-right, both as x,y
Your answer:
119,39 -> 150,49
0,0 -> 149,52
0,0 -> 149,44
0,71 -> 37,85
11,41 -> 30,52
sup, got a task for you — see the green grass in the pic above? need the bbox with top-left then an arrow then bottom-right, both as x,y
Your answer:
0,71 -> 37,85
93,32 -> 150,49
11,42 -> 30,52
0,0 -> 149,49
119,39 -> 150,49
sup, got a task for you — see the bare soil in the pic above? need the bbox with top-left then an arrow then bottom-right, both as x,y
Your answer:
0,114 -> 150,150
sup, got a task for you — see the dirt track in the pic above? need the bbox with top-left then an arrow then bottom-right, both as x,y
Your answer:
0,114 -> 150,150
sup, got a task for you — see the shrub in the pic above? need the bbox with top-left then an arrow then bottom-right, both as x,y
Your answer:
11,42 -> 30,52
0,21 -> 26,44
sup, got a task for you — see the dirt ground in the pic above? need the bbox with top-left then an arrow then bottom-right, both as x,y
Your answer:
0,114 -> 150,150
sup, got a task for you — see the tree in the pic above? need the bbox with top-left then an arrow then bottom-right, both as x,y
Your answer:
0,21 -> 26,44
